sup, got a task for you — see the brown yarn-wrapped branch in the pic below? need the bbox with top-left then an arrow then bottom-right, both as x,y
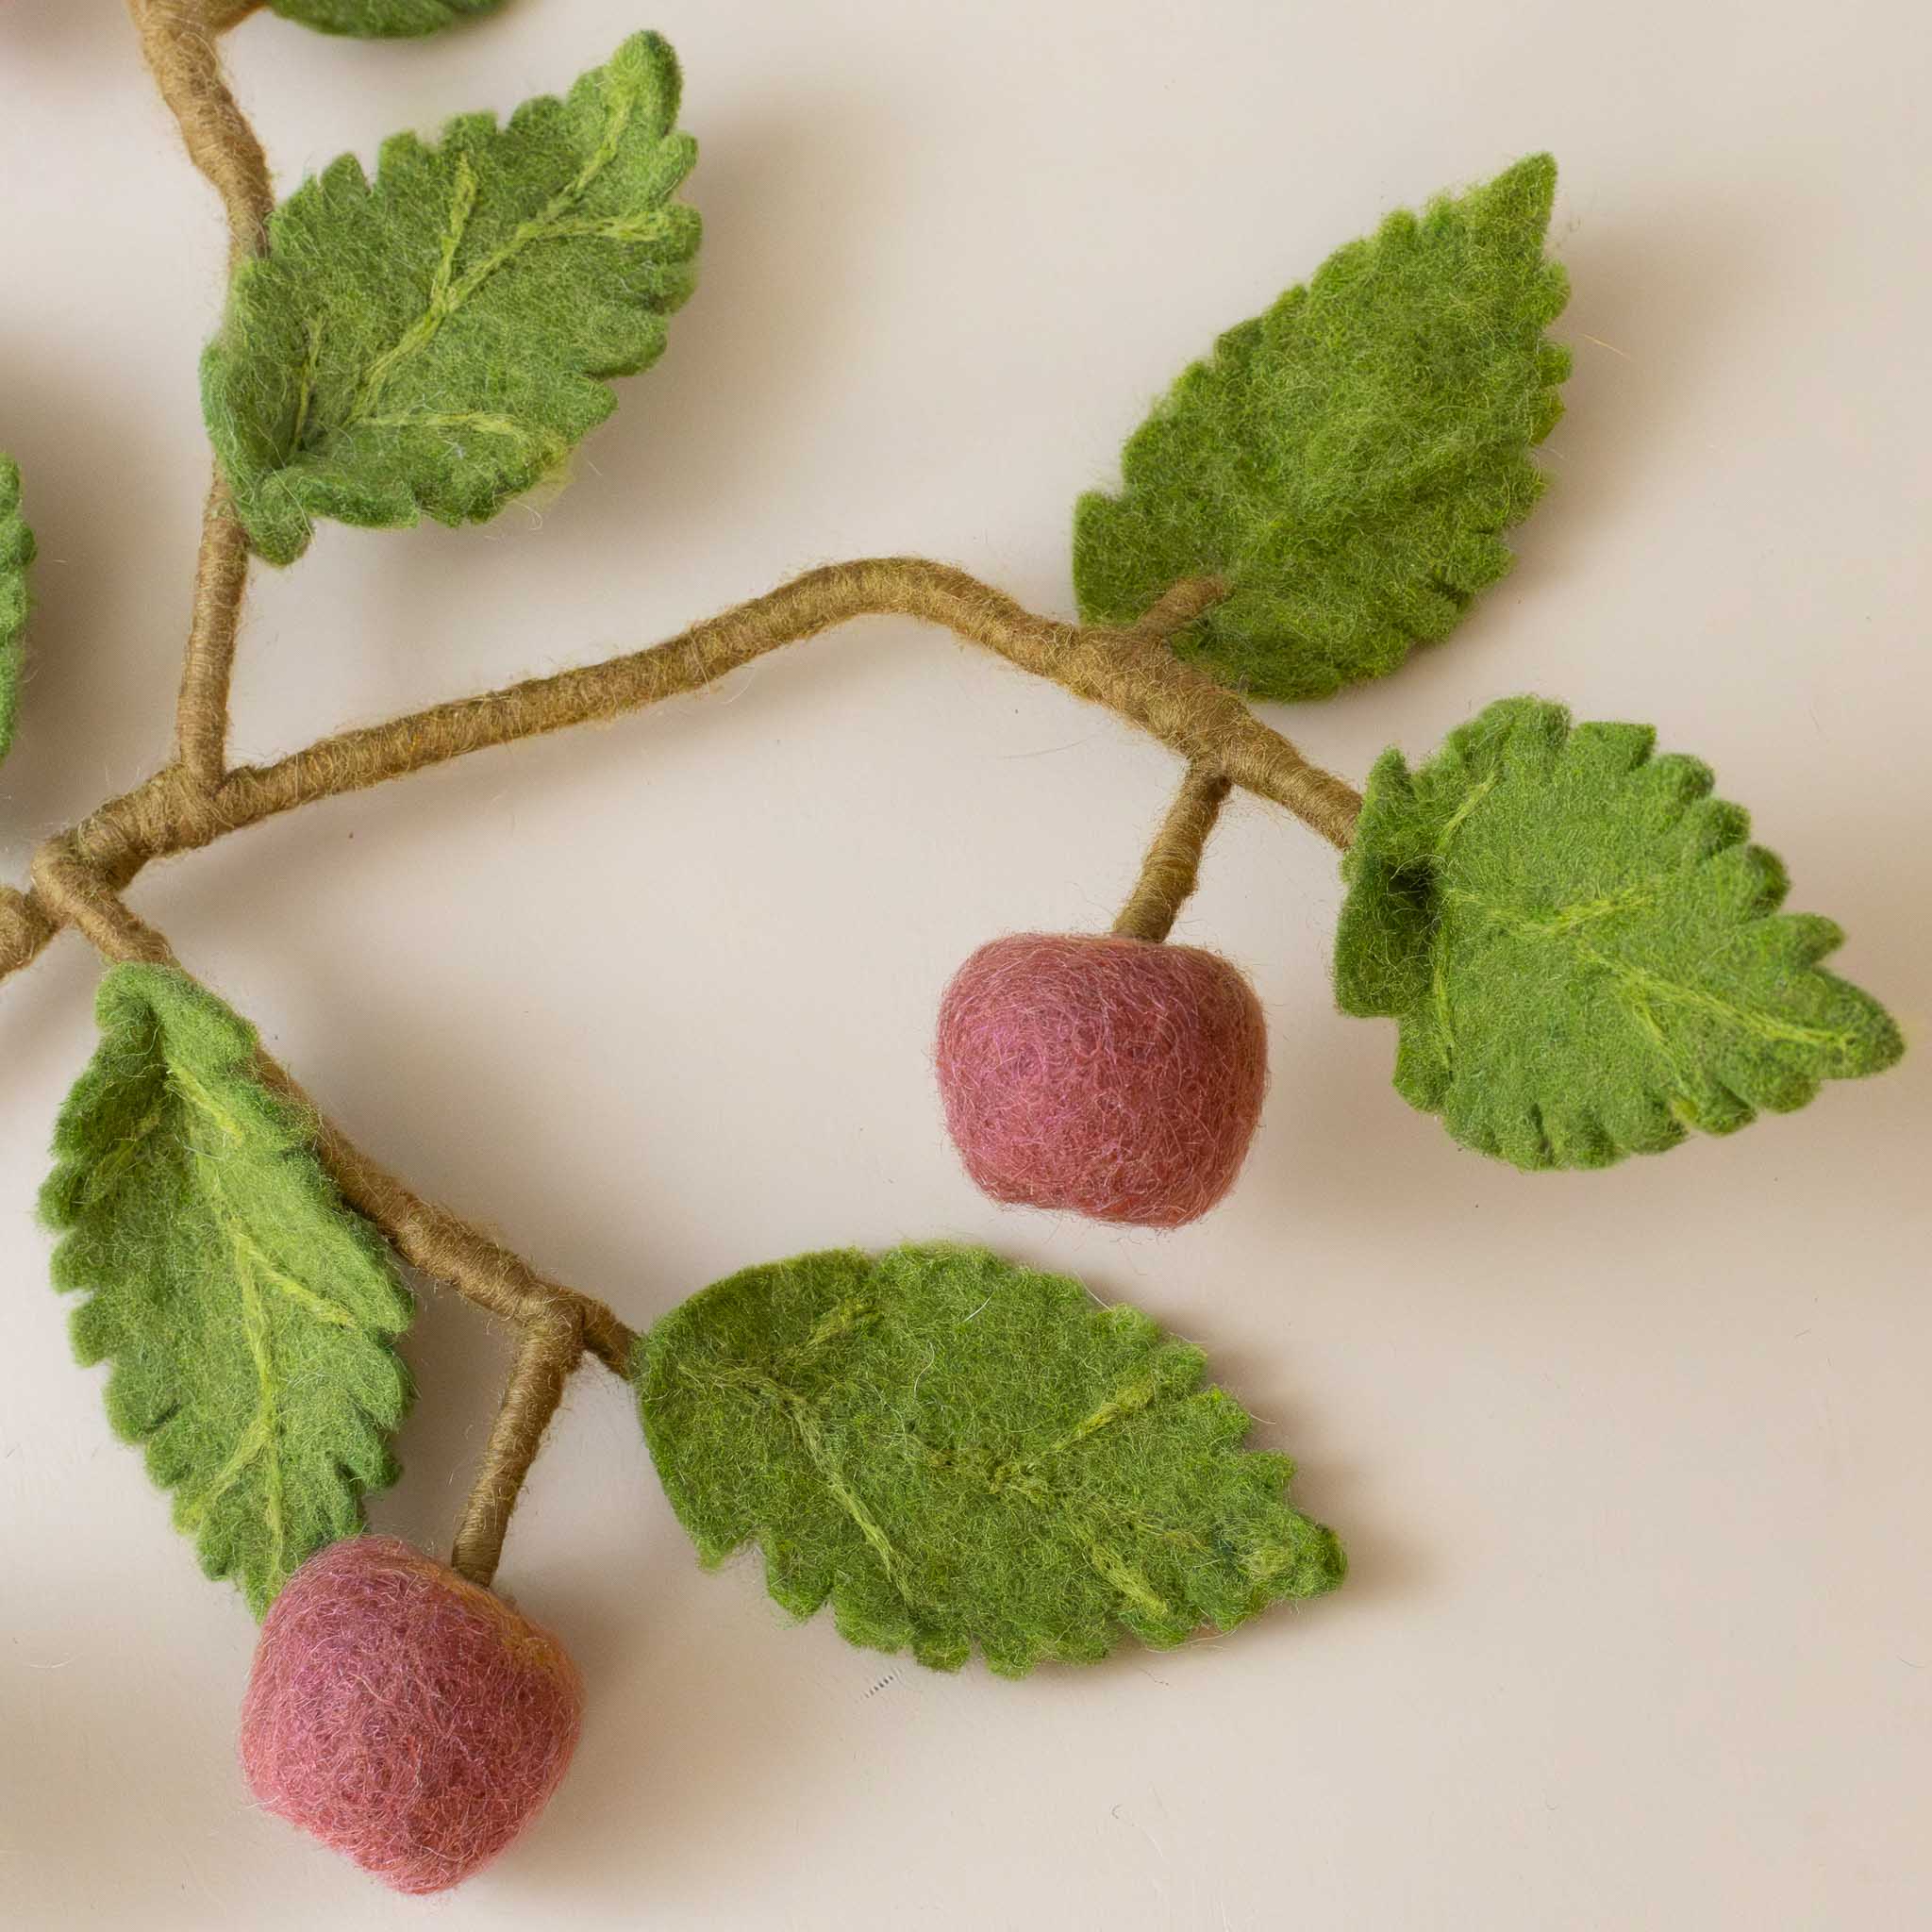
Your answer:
0,561 -> 1364,987
7,551 -> 1355,1582
0,10 -> 1366,997
0,3 -> 1367,1591
26,848 -> 633,1591
295,1101 -> 637,1590
171,479 -> 253,788
125,0 -> 273,267
125,1 -> 266,793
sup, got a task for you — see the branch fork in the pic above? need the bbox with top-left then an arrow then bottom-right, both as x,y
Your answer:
4,6 -> 1367,1591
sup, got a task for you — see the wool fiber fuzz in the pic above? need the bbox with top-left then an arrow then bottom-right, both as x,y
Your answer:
240,1536 -> 582,1892
203,32 -> 699,564
936,933 -> 1268,1226
1335,696 -> 1904,1168
0,456 -> 32,761
1074,155 -> 1569,701
636,1243 -> 1343,1676
270,0 -> 508,39
41,965 -> 413,1611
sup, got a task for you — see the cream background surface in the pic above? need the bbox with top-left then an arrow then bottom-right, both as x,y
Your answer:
1,2 -> 1927,1926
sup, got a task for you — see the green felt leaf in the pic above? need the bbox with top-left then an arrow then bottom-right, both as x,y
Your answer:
42,965 -> 414,1613
269,0 -> 508,36
0,454 -> 34,764
1335,696 -> 1905,1171
203,31 -> 700,566
1074,155 -> 1570,702
635,1242 -> 1343,1676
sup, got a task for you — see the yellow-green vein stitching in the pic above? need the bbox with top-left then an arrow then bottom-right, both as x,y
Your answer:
1448,891 -> 1859,1055
345,58 -> 652,426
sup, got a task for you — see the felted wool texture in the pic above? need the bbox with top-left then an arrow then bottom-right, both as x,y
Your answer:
270,0 -> 508,37
240,1536 -> 582,1893
1074,156 -> 1570,702
935,933 -> 1268,1227
41,964 -> 414,1613
203,31 -> 700,566
1334,695 -> 1905,1171
0,454 -> 33,763
635,1242 -> 1342,1678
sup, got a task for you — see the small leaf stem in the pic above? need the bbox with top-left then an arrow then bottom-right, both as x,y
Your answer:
175,478 -> 252,787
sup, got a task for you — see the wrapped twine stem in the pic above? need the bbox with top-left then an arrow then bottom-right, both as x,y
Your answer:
0,562 -> 1363,988
1112,761 -> 1236,943
175,479 -> 252,787
29,845 -> 632,1591
12,555 -> 1339,1583
125,1 -> 267,791
0,4 -> 1368,1591
125,0 -> 273,267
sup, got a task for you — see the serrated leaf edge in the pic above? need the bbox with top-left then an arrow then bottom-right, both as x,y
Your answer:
207,31 -> 698,564
636,1243 -> 1343,1676
1074,154 -> 1571,702
1338,697 -> 1905,1169
42,966 -> 413,1611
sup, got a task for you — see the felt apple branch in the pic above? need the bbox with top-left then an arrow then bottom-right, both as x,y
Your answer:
0,0 -> 1901,1895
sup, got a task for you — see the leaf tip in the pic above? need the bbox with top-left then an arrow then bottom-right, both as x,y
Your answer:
608,27 -> 684,124
1486,151 -> 1558,228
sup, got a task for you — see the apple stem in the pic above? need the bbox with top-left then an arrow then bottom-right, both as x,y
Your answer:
3,0 -> 1374,1598
1112,760 -> 1236,943
28,856 -> 635,1591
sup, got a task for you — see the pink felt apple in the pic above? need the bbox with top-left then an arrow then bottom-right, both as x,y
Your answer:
239,1536 -> 582,1893
935,932 -> 1268,1227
